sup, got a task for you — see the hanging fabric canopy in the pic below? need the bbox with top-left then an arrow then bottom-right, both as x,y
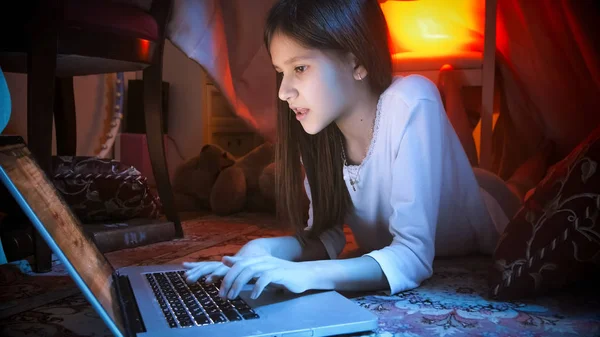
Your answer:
492,0 -> 600,178
167,0 -> 278,142
164,0 -> 600,177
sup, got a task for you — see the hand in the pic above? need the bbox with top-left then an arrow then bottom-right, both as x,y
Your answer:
183,239 -> 272,284
219,255 -> 314,300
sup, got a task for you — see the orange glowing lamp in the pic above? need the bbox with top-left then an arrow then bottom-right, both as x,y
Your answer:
380,0 -> 484,57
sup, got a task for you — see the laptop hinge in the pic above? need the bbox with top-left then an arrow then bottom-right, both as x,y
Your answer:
114,272 -> 147,336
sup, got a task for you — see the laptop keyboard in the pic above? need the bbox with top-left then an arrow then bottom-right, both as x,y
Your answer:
145,271 -> 260,328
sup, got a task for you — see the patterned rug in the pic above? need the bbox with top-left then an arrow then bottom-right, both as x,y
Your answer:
0,213 -> 599,337
352,257 -> 600,337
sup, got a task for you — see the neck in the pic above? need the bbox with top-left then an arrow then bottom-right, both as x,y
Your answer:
335,89 -> 379,163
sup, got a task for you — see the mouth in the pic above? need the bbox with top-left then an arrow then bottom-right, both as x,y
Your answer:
291,107 -> 310,121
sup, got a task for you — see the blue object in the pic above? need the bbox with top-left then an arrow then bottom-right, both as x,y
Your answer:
0,67 -> 10,134
0,234 -> 6,264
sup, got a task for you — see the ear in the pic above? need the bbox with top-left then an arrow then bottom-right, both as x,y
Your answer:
346,52 -> 367,81
218,152 -> 235,170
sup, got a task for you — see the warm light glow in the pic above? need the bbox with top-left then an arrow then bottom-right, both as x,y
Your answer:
381,0 -> 484,56
138,39 -> 151,60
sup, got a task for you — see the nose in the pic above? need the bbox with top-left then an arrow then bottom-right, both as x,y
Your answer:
278,76 -> 297,102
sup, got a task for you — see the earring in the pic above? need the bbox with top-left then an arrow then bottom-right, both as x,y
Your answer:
358,73 -> 362,81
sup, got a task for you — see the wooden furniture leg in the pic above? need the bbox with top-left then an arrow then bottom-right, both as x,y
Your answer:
26,20 -> 57,273
141,0 -> 182,238
54,77 -> 77,156
143,65 -> 182,237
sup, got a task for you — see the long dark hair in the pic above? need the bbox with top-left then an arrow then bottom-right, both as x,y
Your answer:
264,0 -> 393,238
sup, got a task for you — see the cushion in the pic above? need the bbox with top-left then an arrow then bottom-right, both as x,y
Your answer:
65,0 -> 158,41
5,1 -> 159,42
489,125 -> 600,299
51,156 -> 162,223
64,0 -> 159,41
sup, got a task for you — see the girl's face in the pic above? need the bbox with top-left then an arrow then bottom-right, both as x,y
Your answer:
270,33 -> 358,135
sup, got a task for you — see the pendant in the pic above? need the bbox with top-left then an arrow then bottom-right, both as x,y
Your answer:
350,179 -> 357,191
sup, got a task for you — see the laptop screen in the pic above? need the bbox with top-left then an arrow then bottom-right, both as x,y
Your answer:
0,139 -> 126,334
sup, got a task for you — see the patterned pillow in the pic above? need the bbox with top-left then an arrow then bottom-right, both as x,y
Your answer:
489,126 -> 600,300
51,156 -> 162,223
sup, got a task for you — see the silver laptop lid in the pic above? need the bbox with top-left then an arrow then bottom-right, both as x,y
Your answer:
0,138 -> 126,337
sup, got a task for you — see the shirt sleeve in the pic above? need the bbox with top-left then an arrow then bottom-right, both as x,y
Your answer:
365,98 -> 445,295
295,175 -> 346,259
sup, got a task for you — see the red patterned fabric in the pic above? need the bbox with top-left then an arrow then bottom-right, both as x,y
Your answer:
489,125 -> 600,299
51,156 -> 161,223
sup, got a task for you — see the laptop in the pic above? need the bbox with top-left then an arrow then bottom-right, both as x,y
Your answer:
0,136 -> 378,337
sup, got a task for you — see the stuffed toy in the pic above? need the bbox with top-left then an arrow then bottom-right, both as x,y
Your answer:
210,142 -> 276,215
172,144 -> 236,211
259,162 -> 276,206
172,142 -> 279,215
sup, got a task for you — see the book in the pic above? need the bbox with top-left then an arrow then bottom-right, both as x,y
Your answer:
82,218 -> 176,253
0,218 -> 177,259
0,136 -> 176,257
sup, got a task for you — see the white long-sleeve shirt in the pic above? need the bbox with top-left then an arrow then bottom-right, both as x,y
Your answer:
303,75 -> 499,295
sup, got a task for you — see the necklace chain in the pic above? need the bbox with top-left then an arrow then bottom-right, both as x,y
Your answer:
340,119 -> 375,192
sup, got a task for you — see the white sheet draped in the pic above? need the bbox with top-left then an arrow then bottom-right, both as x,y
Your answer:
166,0 -> 278,141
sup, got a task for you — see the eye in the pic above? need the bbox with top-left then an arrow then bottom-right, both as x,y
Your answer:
294,65 -> 307,74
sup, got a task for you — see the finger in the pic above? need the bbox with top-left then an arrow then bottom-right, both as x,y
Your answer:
185,268 -> 208,283
182,262 -> 202,269
183,261 -> 220,275
206,265 -> 230,284
184,262 -> 222,283
184,262 -> 222,281
222,255 -> 243,267
219,257 -> 266,298
228,265 -> 270,300
251,270 -> 275,299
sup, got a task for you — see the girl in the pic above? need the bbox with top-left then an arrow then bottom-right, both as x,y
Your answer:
183,0 -> 545,300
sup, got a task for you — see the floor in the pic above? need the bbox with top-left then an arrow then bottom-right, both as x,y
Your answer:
0,212 -> 289,336
0,212 -> 599,337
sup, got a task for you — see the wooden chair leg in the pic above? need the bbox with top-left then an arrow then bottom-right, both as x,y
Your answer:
142,65 -> 182,237
54,77 -> 77,156
27,31 -> 57,273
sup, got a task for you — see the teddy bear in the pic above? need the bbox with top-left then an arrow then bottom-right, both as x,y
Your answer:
172,142 -> 278,215
210,142 -> 276,215
210,142 -> 311,217
172,144 -> 236,211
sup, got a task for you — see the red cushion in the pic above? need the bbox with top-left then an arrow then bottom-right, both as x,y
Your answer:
489,124 -> 600,299
51,156 -> 162,223
64,0 -> 159,41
